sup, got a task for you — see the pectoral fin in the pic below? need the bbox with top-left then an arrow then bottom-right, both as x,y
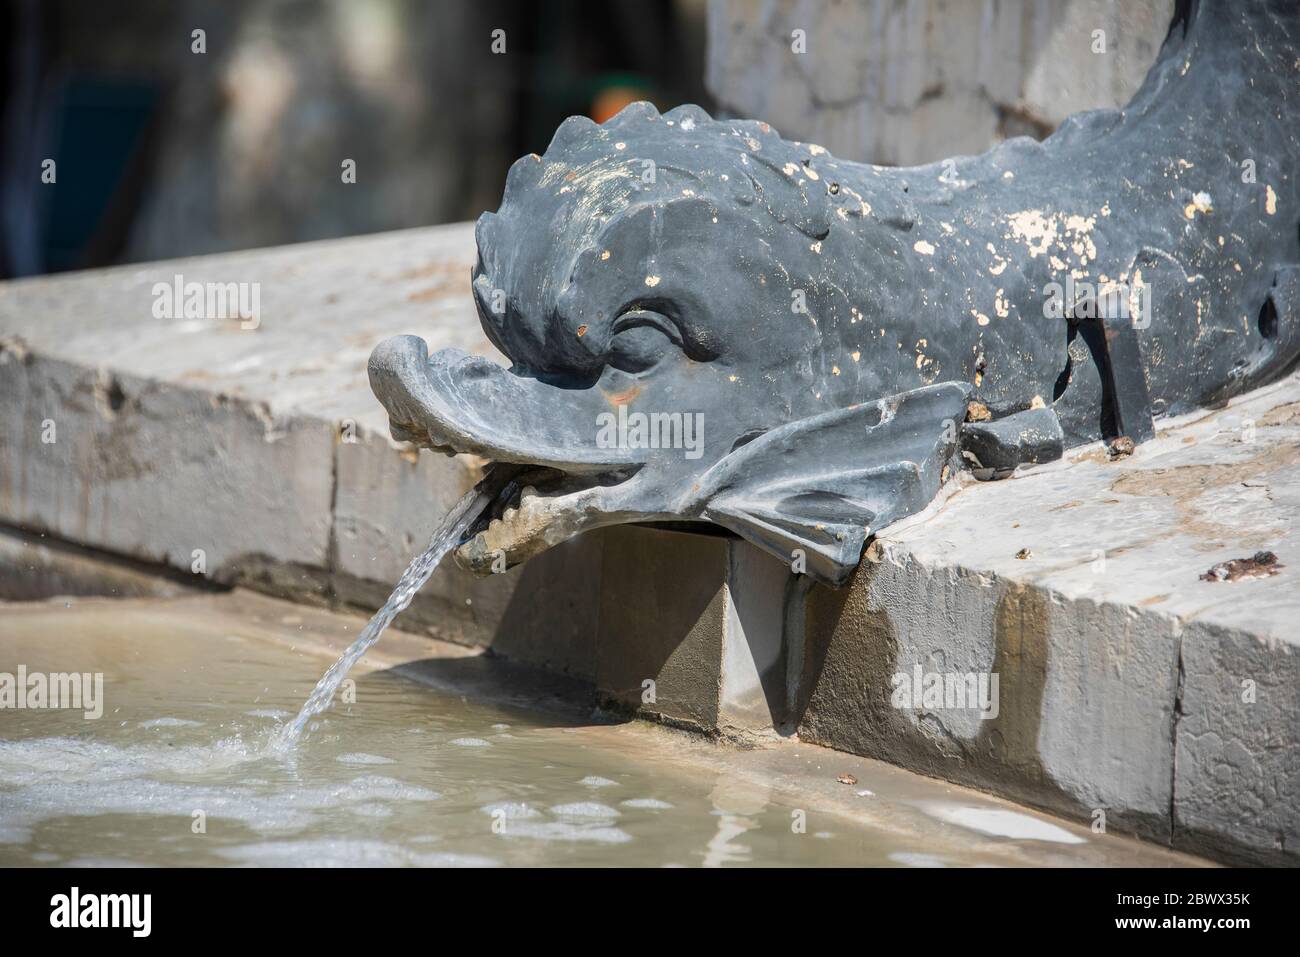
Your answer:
961,406 -> 1064,478
686,381 -> 970,585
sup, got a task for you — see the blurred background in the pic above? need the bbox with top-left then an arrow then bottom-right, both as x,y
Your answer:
0,0 -> 1170,279
0,0 -> 710,277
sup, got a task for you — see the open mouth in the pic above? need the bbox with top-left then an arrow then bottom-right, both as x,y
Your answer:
370,333 -> 975,587
457,465 -> 639,573
368,335 -> 646,572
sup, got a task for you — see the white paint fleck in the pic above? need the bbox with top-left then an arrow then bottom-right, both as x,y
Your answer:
1184,191 -> 1213,218
1006,209 -> 1058,258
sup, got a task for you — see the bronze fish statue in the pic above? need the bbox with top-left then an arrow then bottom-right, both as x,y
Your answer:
370,0 -> 1298,584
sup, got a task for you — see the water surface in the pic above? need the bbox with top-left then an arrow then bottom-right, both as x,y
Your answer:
0,596 -> 1203,867
0,599 -> 883,866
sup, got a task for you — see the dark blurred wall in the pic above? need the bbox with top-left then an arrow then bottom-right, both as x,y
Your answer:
0,0 -> 708,277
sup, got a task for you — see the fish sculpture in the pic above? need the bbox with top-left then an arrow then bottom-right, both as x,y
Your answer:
369,0 -> 1298,585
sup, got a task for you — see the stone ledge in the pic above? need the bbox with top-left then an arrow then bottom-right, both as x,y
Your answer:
571,376 -> 1299,864
795,374 -> 1300,865
0,224 -> 603,679
0,524 -> 202,601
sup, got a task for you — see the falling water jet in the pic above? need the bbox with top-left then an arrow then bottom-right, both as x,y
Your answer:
270,464 -> 523,751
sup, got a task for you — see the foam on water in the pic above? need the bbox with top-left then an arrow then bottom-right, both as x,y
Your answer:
0,737 -> 440,848
330,774 -> 441,803
0,735 -> 259,788
0,540 -> 1158,867
505,822 -> 633,844
550,802 -> 620,819
473,800 -> 631,844
214,839 -> 499,868
480,802 -> 541,820
336,752 -> 396,766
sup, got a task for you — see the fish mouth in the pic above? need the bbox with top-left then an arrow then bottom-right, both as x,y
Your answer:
368,335 -> 651,572
369,336 -> 974,586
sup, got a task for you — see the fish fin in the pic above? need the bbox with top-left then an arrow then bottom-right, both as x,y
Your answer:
743,154 -> 833,240
690,381 -> 970,585
961,406 -> 1064,478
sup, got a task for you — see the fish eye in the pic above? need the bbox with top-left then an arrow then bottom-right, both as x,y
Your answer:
607,308 -> 682,373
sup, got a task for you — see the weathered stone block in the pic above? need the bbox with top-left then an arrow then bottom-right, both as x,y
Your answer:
0,349 -> 335,579
795,551 -> 1179,842
1174,619 -> 1298,865
0,225 -> 606,679
595,525 -> 794,738
706,0 -> 1172,165
792,374 -> 1300,863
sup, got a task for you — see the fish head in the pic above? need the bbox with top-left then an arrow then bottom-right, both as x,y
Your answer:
369,104 -> 969,584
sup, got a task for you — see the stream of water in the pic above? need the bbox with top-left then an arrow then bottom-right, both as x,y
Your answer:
272,466 -> 516,751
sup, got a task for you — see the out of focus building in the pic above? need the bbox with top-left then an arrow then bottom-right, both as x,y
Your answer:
706,0 -> 1173,166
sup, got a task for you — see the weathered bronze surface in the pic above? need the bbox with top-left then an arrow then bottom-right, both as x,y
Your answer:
370,0 -> 1299,584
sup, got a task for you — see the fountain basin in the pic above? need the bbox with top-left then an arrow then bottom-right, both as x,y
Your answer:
1,227 -> 1294,865
0,590 -> 1205,868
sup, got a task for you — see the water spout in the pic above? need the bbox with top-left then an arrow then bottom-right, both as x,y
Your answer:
271,464 -> 522,751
